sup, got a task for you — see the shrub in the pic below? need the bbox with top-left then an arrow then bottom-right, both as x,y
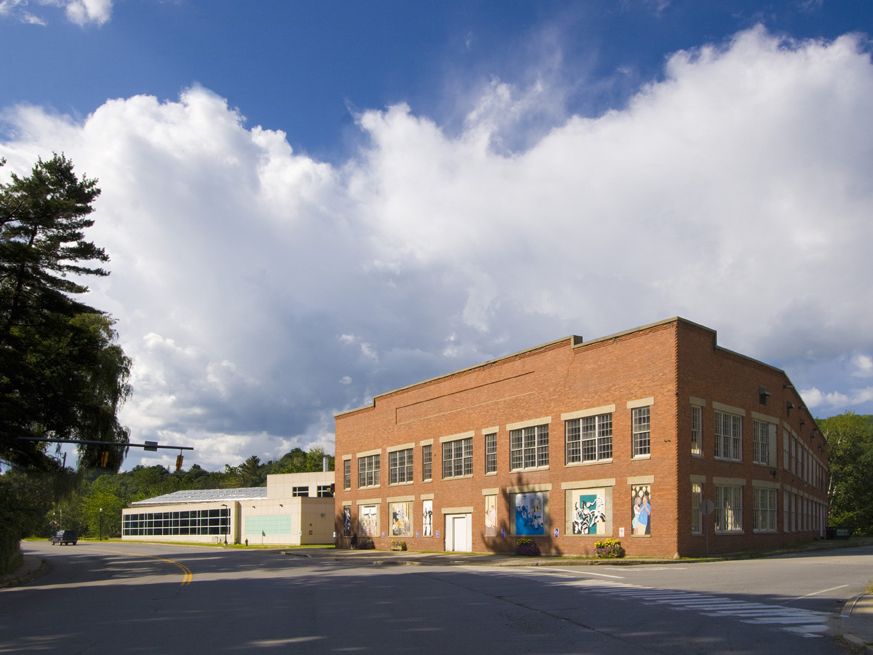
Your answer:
390,540 -> 407,551
515,537 -> 541,556
594,538 -> 625,559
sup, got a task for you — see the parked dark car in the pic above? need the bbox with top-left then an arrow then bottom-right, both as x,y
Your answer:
50,530 -> 78,545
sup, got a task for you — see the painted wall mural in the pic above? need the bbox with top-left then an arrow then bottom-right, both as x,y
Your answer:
484,494 -> 497,537
422,499 -> 433,537
342,506 -> 352,536
360,504 -> 379,537
631,484 -> 652,536
514,492 -> 546,536
390,501 -> 412,537
572,491 -> 607,535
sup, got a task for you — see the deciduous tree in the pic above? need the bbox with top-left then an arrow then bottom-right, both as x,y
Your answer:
819,412 -> 873,534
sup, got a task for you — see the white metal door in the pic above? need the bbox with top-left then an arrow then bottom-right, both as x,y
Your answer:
447,514 -> 471,552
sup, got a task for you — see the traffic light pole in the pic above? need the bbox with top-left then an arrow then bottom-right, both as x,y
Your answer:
17,437 -> 194,451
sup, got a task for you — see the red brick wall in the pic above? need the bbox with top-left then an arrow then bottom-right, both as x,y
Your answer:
335,318 -> 828,558
675,321 -> 828,556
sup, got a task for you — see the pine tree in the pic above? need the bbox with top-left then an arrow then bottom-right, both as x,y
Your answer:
0,154 -> 130,469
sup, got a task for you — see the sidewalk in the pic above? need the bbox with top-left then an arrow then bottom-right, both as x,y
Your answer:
832,593 -> 873,653
0,555 -> 47,589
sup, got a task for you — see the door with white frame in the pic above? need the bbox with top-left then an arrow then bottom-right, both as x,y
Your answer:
445,513 -> 472,552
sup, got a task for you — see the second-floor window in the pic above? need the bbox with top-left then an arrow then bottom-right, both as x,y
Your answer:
565,413 -> 613,463
389,448 -> 414,484
715,411 -> 742,461
421,444 -> 432,481
358,454 -> 380,488
485,433 -> 497,473
632,407 -> 651,457
510,424 -> 549,470
442,438 -> 473,478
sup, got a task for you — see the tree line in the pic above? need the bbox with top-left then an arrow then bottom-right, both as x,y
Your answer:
3,447 -> 334,542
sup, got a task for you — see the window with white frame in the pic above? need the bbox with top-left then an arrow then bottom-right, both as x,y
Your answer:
485,433 -> 497,474
421,444 -> 432,481
783,430 -> 790,470
753,487 -> 777,532
714,485 -> 743,532
691,482 -> 703,534
632,407 -> 651,457
442,437 -> 473,478
388,448 -> 414,484
510,424 -> 549,470
317,484 -> 334,497
343,459 -> 351,490
714,411 -> 742,461
358,454 -> 380,488
753,420 -> 775,466
690,405 -> 702,456
292,486 -> 309,497
565,413 -> 613,464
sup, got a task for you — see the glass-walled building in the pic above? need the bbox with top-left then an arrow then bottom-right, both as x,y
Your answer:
122,472 -> 335,546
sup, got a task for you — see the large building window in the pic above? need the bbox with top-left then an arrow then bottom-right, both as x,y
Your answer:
422,444 -> 432,481
389,448 -> 414,484
442,438 -> 473,478
358,454 -> 380,488
753,420 -> 776,466
485,433 -> 497,474
714,411 -> 742,461
565,413 -> 613,463
122,507 -> 229,537
691,482 -> 702,535
753,487 -> 777,532
632,407 -> 651,457
343,459 -> 351,490
690,405 -> 702,456
510,424 -> 549,470
715,485 -> 743,533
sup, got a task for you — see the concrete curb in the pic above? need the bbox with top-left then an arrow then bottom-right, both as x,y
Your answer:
831,593 -> 873,653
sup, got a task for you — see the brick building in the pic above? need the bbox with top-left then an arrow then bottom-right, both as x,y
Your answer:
334,318 -> 828,558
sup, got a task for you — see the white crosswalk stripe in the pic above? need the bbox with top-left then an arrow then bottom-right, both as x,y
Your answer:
566,580 -> 830,639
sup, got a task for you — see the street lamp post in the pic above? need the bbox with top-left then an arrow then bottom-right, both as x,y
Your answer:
99,507 -> 103,541
220,504 -> 228,545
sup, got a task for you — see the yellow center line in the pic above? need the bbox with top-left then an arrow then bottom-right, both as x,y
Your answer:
100,547 -> 193,586
156,557 -> 193,586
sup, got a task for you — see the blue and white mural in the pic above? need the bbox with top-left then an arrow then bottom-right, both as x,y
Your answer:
514,492 -> 546,536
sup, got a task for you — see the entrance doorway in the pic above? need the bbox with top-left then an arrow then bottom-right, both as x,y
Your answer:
445,513 -> 472,552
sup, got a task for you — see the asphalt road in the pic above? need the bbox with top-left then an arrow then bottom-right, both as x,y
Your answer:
2,541 -> 871,654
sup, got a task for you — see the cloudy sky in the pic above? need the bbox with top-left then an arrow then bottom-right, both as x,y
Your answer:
2,1 -> 872,471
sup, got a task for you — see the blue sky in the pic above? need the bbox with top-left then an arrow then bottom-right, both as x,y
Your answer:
2,1 -> 873,471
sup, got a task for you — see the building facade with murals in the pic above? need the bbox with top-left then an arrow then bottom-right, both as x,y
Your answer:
333,317 -> 828,558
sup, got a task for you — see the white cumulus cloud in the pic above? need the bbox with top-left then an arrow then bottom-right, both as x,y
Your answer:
2,27 -> 873,469
0,0 -> 111,25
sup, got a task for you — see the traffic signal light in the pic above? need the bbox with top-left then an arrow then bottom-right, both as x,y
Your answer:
175,454 -> 184,472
